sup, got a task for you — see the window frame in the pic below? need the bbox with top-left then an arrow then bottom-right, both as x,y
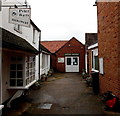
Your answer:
9,56 -> 24,87
91,49 -> 99,72
25,56 -> 36,86
8,55 -> 37,89
33,27 -> 36,44
14,24 -> 22,33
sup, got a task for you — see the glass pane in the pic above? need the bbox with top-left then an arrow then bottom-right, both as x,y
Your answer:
10,79 -> 16,86
25,56 -> 29,62
29,57 -> 32,62
73,58 -> 78,65
10,64 -> 16,70
17,80 -> 23,86
33,57 -> 35,61
30,76 -> 32,83
33,62 -> 35,67
30,62 -> 32,68
10,71 -> 16,78
95,56 -> 99,70
67,58 -> 71,65
92,51 -> 94,68
11,57 -> 16,61
17,64 -> 23,70
17,71 -> 23,78
17,57 -> 23,61
26,70 -> 29,77
26,63 -> 29,69
26,79 -> 29,85
29,69 -> 32,76
33,75 -> 35,80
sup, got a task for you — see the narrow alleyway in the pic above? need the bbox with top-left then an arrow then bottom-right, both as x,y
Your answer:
3,73 -> 117,115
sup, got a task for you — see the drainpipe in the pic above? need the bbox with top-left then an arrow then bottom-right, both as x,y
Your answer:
38,30 -> 41,80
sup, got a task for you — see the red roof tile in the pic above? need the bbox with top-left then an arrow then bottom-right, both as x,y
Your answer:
41,41 -> 68,53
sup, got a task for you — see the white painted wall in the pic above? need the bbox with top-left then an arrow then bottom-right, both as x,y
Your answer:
1,0 -> 40,50
85,53 -> 87,73
40,52 -> 50,77
0,0 -> 40,105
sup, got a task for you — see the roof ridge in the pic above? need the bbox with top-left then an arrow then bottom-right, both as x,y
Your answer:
41,40 -> 69,42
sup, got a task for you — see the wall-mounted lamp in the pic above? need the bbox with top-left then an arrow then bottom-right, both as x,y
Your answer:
93,1 -> 97,6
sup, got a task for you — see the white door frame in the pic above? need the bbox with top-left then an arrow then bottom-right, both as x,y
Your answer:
65,56 -> 79,72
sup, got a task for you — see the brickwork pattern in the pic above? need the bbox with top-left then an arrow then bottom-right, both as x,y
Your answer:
97,2 -> 120,98
54,38 -> 85,73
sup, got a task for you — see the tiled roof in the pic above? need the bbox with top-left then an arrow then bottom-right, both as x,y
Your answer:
40,44 -> 51,54
41,41 -> 68,53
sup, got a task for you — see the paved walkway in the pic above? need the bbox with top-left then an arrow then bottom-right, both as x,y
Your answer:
3,73 -> 120,115
24,73 -> 105,115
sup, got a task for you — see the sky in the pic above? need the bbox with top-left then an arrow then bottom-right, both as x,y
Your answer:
27,0 -> 97,43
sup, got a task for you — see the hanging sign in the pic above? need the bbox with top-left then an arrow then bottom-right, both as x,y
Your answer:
65,53 -> 79,56
9,8 -> 31,27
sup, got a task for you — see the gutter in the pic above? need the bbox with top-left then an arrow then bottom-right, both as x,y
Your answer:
38,31 -> 41,80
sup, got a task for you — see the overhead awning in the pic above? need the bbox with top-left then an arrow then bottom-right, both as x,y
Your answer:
0,27 -> 39,54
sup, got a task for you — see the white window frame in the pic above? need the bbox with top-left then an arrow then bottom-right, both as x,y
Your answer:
9,56 -> 24,87
25,56 -> 36,86
92,49 -> 99,72
33,27 -> 36,44
8,55 -> 36,89
14,24 -> 22,33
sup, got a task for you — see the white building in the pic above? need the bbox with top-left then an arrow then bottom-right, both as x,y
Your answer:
0,0 -> 41,113
40,44 -> 51,76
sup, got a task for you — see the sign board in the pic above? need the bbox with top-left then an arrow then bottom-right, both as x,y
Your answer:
65,53 -> 79,56
9,8 -> 31,27
99,58 -> 104,74
58,58 -> 64,63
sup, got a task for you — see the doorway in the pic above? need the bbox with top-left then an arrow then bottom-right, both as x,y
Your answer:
65,56 -> 79,72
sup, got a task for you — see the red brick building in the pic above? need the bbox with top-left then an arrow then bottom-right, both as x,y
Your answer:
97,2 -> 120,97
41,37 -> 85,73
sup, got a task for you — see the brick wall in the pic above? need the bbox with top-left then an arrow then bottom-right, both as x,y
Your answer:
88,50 -> 92,74
54,38 -> 85,73
97,2 -> 120,97
85,33 -> 98,47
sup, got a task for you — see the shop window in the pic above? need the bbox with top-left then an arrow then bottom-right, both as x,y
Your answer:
10,57 -> 23,87
25,56 -> 36,85
9,55 -> 36,88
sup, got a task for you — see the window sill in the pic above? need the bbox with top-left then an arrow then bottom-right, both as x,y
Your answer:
0,105 -> 4,110
8,80 -> 37,90
92,69 -> 99,73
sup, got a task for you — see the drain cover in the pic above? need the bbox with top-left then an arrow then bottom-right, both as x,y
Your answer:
38,103 -> 52,109
62,107 -> 69,110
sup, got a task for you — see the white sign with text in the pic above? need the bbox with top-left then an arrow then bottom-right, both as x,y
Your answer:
9,8 -> 31,27
58,58 -> 64,63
